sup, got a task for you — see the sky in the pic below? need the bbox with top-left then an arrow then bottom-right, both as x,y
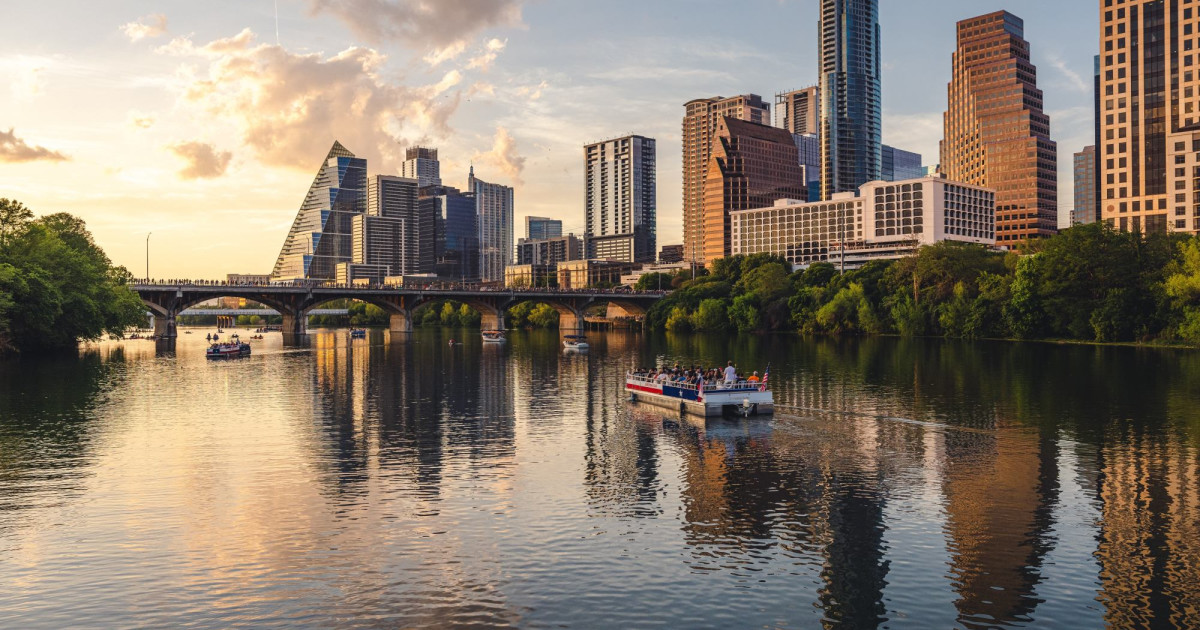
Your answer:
0,0 -> 1099,279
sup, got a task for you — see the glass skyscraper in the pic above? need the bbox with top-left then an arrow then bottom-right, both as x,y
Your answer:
271,141 -> 367,282
819,0 -> 882,199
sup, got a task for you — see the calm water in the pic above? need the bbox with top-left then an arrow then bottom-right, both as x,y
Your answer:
2,329 -> 1199,629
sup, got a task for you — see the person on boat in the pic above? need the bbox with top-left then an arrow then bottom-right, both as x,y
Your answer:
748,371 -> 761,383
723,361 -> 738,386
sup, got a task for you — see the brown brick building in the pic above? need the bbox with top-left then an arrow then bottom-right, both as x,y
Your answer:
682,95 -> 770,265
941,11 -> 1058,246
703,117 -> 806,263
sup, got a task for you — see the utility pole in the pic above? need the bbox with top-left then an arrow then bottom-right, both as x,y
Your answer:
146,232 -> 152,280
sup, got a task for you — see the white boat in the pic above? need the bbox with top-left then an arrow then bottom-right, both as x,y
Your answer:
481,330 -> 507,343
625,373 -> 773,417
563,334 -> 589,350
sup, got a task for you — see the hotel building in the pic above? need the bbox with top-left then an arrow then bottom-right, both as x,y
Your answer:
730,176 -> 996,268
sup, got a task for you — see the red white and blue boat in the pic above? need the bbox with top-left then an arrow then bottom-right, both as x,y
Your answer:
206,335 -> 251,359
625,372 -> 774,417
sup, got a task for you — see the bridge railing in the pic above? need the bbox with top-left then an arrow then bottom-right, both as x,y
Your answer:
131,279 -> 669,296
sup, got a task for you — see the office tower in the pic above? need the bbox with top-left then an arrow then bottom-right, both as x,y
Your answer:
271,141 -> 367,282
401,146 -> 441,187
776,86 -> 821,136
525,216 -> 562,240
793,133 -> 823,201
515,234 -> 583,266
659,244 -> 684,264
368,174 -> 431,274
731,176 -> 995,267
881,145 -> 923,181
350,213 -> 406,277
703,117 -> 807,262
820,0 -> 882,199
1074,146 -> 1098,225
682,94 -> 770,265
941,11 -> 1057,245
1101,1 -> 1200,233
584,134 -> 657,263
470,166 -> 514,283
423,185 -> 479,281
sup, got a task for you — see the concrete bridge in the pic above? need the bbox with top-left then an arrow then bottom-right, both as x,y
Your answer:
134,283 -> 666,342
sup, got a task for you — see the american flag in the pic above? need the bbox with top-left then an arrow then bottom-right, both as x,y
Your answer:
759,365 -> 770,392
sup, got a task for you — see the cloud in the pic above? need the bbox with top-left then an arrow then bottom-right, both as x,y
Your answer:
128,111 -> 156,129
472,126 -> 525,186
163,28 -> 463,171
466,38 -> 506,71
309,0 -> 523,63
122,13 -> 169,42
1046,53 -> 1088,93
167,141 -> 232,179
0,127 -> 69,163
516,80 -> 547,100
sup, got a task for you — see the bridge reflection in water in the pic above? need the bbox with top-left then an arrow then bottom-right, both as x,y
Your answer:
133,282 -> 664,345
2,333 -> 1199,627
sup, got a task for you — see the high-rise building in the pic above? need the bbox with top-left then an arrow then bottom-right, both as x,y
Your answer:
271,141 -> 367,282
682,94 -> 770,265
585,134 -> 657,263
470,166 -> 514,284
516,234 -> 583,266
1074,146 -> 1098,226
368,174 -> 430,274
422,185 -> 479,281
776,87 -> 821,136
401,146 -> 441,188
350,213 -> 406,277
820,0 -> 883,199
525,216 -> 562,240
703,117 -> 807,263
659,244 -> 684,264
793,133 -> 823,201
941,11 -> 1057,245
882,145 -> 924,182
1100,1 -> 1200,234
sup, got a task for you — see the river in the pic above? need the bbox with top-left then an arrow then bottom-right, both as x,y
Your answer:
1,328 -> 1198,628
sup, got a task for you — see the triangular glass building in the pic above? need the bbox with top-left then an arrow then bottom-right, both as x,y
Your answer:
271,141 -> 368,282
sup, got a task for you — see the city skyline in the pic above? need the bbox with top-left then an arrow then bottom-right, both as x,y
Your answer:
2,0 -> 1098,278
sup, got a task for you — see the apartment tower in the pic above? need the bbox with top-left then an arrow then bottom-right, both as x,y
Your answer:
941,11 -> 1058,245
776,87 -> 821,136
1100,0 -> 1200,233
1074,146 -> 1098,225
525,216 -> 562,240
682,95 -> 770,265
585,134 -> 657,263
401,147 -> 441,188
703,118 -> 806,262
819,0 -> 883,199
470,166 -> 514,284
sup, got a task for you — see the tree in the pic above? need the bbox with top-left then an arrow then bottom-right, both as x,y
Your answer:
729,295 -> 761,332
457,303 -> 481,327
528,303 -> 559,328
0,199 -> 33,249
440,302 -> 460,326
665,306 -> 693,332
737,262 -> 790,303
693,298 -> 729,332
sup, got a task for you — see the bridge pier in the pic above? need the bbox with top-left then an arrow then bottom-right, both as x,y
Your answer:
388,310 -> 413,335
480,311 -> 506,331
281,312 -> 307,345
557,307 -> 586,334
152,312 -> 177,339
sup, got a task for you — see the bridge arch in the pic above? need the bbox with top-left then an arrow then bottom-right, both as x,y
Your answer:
408,296 -> 506,331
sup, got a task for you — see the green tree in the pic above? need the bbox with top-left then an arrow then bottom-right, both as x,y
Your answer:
665,306 -> 693,332
528,303 -> 559,328
457,303 -> 481,327
737,262 -> 790,303
693,298 -> 729,332
440,302 -> 460,326
729,295 -> 762,332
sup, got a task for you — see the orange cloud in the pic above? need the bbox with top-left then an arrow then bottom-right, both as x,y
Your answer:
121,13 -> 169,42
167,141 -> 232,179
472,127 -> 525,186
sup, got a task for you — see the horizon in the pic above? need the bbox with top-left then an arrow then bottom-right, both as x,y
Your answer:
1,0 -> 1098,278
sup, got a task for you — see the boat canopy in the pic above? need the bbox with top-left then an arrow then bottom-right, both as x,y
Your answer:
564,334 -> 587,339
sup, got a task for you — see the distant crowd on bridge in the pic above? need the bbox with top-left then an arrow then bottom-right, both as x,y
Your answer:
132,278 -> 670,295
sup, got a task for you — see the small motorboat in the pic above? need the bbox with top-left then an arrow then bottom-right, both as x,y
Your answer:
563,334 -> 589,351
350,328 -> 367,338
481,330 -> 507,343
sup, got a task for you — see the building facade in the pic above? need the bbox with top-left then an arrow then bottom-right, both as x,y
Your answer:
516,234 -> 583,266
941,11 -> 1058,245
525,216 -> 562,240
422,185 -> 479,282
470,167 -> 514,284
659,244 -> 684,263
401,146 -> 441,188
703,117 -> 807,263
682,94 -> 771,265
584,134 -> 657,263
820,0 -> 883,199
351,213 -> 407,276
1074,146 -> 1098,225
882,145 -> 924,182
1100,0 -> 1200,233
556,260 -> 638,290
731,176 -> 996,267
794,133 -> 823,201
776,86 -> 821,136
368,174 -> 429,274
271,141 -> 366,282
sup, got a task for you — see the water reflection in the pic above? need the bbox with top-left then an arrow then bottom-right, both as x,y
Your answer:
1,331 -> 1199,628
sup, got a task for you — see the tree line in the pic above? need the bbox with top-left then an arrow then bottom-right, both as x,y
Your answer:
643,222 -> 1200,345
0,199 -> 146,355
